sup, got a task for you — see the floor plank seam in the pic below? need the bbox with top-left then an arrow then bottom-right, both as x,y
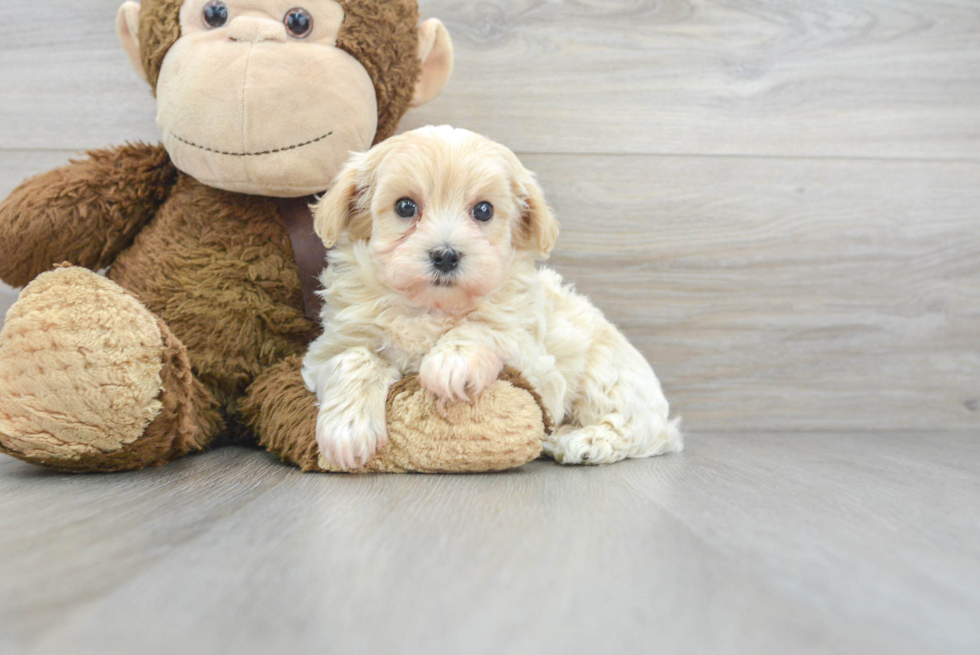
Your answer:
2,147 -> 979,166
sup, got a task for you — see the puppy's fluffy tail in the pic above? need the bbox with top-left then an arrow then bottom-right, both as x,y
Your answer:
639,415 -> 684,458
664,416 -> 684,453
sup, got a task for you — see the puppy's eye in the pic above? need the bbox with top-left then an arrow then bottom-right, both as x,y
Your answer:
284,8 -> 314,38
472,201 -> 494,223
203,1 -> 229,28
395,198 -> 418,219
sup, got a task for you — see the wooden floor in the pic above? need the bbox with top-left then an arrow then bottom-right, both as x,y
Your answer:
2,433 -> 979,655
0,1 -> 978,653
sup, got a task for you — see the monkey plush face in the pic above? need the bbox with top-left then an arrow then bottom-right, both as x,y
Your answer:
116,0 -> 453,197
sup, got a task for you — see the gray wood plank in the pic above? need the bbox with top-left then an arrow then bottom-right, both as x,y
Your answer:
0,286 -> 15,330
1,432 -> 978,655
528,154 -> 980,432
1,151 -> 978,431
0,449 -> 295,648
0,151 -> 78,195
1,0 -> 978,158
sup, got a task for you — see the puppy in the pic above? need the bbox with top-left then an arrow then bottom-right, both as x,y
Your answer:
303,126 -> 682,470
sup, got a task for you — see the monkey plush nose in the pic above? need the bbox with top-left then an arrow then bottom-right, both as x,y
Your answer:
430,248 -> 462,273
227,17 -> 288,43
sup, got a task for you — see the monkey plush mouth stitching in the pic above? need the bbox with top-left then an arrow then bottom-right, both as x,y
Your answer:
170,131 -> 334,157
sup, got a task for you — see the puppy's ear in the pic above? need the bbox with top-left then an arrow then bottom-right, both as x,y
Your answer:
512,161 -> 560,259
312,154 -> 372,248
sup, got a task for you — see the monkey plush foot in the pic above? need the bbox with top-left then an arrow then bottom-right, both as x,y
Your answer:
243,359 -> 545,474
0,266 -> 210,472
376,370 -> 546,473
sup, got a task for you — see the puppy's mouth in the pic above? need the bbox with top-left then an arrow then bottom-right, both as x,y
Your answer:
431,274 -> 459,288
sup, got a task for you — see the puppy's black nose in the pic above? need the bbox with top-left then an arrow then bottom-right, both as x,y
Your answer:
430,248 -> 462,274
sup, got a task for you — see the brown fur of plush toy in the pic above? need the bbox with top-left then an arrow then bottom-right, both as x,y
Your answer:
0,264 -> 544,474
0,264 -> 219,472
0,154 -> 545,473
0,144 -> 177,288
0,1 -> 544,474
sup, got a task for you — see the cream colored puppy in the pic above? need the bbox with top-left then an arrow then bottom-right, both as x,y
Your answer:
303,126 -> 682,471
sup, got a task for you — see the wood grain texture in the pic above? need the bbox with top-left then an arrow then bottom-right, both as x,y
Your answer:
4,151 -> 977,431
0,285 -> 15,330
529,154 -> 980,431
1,433 -> 979,655
1,0 -> 978,158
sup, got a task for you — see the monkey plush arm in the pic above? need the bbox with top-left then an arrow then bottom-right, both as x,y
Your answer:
0,142 -> 177,287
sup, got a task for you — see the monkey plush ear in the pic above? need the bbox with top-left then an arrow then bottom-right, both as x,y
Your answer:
116,2 -> 148,83
512,163 -> 560,259
411,19 -> 454,108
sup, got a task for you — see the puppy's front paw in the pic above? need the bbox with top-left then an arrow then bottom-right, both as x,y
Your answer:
315,396 -> 388,472
419,345 -> 503,404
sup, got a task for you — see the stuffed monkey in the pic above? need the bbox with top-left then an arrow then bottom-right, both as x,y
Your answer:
0,0 -> 545,473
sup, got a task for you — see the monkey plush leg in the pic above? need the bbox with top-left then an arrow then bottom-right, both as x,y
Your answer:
241,358 -> 545,474
0,266 -> 223,472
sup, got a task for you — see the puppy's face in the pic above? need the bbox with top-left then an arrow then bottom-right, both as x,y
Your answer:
314,126 -> 559,312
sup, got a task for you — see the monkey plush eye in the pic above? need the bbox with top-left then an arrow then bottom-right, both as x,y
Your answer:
202,1 -> 229,28
472,202 -> 494,222
284,8 -> 314,38
395,198 -> 418,219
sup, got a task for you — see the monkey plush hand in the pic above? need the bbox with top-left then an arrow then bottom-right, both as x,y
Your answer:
0,0 -> 544,473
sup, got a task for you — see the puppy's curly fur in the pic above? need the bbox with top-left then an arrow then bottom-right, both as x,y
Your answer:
303,126 -> 682,470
